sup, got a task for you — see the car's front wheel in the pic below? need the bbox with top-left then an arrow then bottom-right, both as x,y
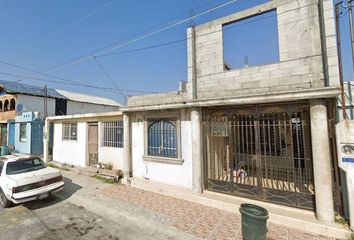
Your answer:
0,188 -> 12,208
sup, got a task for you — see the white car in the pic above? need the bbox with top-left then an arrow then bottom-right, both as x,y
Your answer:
0,155 -> 64,208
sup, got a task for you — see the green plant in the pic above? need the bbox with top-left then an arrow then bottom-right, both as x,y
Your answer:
348,231 -> 354,240
93,175 -> 115,184
335,215 -> 349,226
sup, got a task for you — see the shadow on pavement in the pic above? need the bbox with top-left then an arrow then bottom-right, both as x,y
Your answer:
23,177 -> 82,210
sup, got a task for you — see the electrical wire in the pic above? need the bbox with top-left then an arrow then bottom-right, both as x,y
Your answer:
1,1 -> 319,97
0,59 -> 161,94
39,0 -> 239,74
98,38 -> 187,57
39,0 -> 117,44
92,57 -> 127,99
0,72 -> 161,94
10,0 -> 218,84
96,2 -> 311,58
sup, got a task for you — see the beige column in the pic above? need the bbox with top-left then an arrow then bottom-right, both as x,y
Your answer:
191,108 -> 203,194
123,113 -> 131,183
310,99 -> 334,223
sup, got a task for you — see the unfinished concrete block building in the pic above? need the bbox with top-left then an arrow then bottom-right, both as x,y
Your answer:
122,0 -> 342,227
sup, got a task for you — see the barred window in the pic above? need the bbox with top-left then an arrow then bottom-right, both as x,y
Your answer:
101,121 -> 123,148
62,123 -> 77,141
148,119 -> 177,158
19,123 -> 27,142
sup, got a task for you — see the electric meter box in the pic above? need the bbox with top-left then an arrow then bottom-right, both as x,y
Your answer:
336,120 -> 354,230
336,121 -> 354,172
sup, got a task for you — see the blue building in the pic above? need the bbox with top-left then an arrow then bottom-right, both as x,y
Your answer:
14,112 -> 44,155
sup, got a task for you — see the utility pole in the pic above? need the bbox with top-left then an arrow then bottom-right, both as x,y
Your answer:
348,0 -> 354,71
336,2 -> 348,120
43,84 -> 48,119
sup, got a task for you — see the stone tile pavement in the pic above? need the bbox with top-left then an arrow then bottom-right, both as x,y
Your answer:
101,185 -> 331,240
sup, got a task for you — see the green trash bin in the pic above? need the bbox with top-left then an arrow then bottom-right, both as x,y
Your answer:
239,203 -> 269,240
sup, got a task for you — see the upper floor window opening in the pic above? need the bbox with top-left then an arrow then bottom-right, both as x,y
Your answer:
4,100 -> 9,111
223,10 -> 280,70
10,99 -> 15,110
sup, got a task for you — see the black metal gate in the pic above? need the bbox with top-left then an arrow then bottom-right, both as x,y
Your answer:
203,104 -> 315,210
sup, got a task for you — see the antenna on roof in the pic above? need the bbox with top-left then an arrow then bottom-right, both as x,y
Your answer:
244,55 -> 249,68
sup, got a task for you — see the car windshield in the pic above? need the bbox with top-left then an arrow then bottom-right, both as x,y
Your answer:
6,158 -> 46,175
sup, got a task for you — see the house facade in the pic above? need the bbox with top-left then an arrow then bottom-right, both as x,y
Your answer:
121,0 -> 341,225
44,112 -> 124,170
0,80 -> 121,153
14,112 -> 43,155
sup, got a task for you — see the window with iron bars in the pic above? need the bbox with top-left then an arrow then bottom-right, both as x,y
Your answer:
147,119 -> 177,158
62,123 -> 77,141
101,121 -> 123,148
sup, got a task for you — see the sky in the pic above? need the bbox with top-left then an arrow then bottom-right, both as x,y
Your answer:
0,0 -> 353,104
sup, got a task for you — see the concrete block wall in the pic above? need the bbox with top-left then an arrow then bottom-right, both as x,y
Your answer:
187,0 -> 340,100
128,92 -> 187,107
321,0 -> 340,86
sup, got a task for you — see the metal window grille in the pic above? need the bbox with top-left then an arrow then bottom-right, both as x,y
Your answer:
19,123 -> 27,142
148,119 -> 177,158
62,123 -> 77,141
101,121 -> 123,148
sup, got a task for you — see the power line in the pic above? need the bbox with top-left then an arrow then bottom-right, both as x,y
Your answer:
39,0 -> 117,44
98,38 -> 187,57
92,0 -> 239,58
96,10 -> 279,58
96,3 -> 311,59
10,0 -> 218,84
0,59 -> 161,94
92,57 -> 127,100
0,71 -> 161,94
39,0 -> 239,74
3,1 -> 318,98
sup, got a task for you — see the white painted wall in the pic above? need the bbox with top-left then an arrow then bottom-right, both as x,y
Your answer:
52,122 -> 87,167
99,147 -> 124,170
131,110 -> 193,189
52,120 -> 124,170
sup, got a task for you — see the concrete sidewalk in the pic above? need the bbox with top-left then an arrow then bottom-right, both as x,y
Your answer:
58,171 -> 195,240
59,170 -> 342,240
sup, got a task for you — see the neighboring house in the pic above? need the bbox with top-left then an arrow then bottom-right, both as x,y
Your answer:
44,112 -> 124,170
120,0 -> 341,226
14,112 -> 43,155
0,80 -> 121,120
0,80 -> 121,152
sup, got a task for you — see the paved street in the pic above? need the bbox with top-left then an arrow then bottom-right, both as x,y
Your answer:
0,170 -> 334,240
0,172 -> 194,240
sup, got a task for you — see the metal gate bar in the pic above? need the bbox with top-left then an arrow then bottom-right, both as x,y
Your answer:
204,105 -> 315,210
